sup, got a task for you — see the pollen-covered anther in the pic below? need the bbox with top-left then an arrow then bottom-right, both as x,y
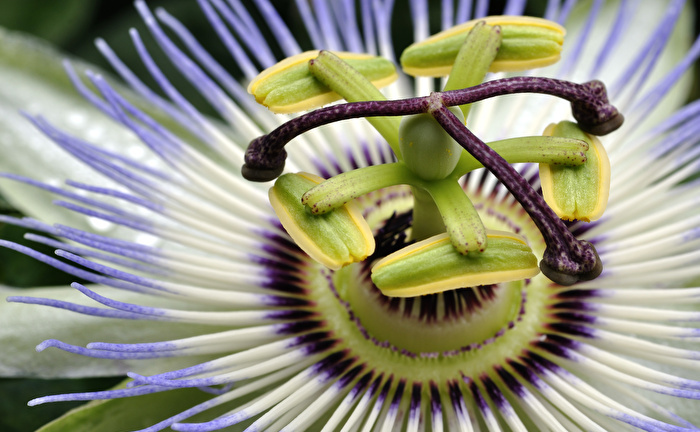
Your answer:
539,121 -> 610,222
269,172 -> 375,270
247,50 -> 397,114
371,230 -> 539,297
401,15 -> 566,77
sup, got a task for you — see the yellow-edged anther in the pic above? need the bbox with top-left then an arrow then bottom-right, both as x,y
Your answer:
269,172 -> 375,270
371,230 -> 539,297
539,121 -> 611,222
401,16 -> 565,77
248,50 -> 397,113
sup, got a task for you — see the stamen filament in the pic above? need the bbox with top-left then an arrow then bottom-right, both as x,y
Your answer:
424,179 -> 487,254
301,163 -> 415,214
301,136 -> 587,213
452,136 -> 588,177
409,185 -> 449,242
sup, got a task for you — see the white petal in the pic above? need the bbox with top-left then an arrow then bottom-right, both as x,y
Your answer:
564,0 -> 694,126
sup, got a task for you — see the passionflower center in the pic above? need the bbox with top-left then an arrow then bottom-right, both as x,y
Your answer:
320,190 -> 542,355
245,17 -> 622,294
299,188 -> 552,383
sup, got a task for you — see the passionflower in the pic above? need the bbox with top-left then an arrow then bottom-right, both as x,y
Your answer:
1,1 -> 699,431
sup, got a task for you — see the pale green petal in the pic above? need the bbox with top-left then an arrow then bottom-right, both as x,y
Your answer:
37,379 -> 237,432
0,286 -> 222,378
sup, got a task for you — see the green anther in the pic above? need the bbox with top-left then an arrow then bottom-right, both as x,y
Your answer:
301,163 -> 415,214
399,107 -> 465,181
308,50 -> 401,156
424,179 -> 487,254
539,121 -> 610,222
452,136 -> 589,177
247,50 -> 397,113
442,20 -> 502,120
401,16 -> 565,77
269,172 -> 375,270
371,230 -> 539,297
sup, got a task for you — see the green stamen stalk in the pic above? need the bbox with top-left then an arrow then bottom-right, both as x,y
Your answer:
302,163 -> 414,214
424,179 -> 487,254
452,136 -> 589,176
409,185 -> 448,242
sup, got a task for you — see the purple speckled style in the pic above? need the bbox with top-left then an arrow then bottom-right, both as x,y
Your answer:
430,102 -> 603,284
243,77 -> 622,181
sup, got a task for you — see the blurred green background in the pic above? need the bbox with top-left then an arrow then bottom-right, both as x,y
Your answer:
0,0 -> 698,431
